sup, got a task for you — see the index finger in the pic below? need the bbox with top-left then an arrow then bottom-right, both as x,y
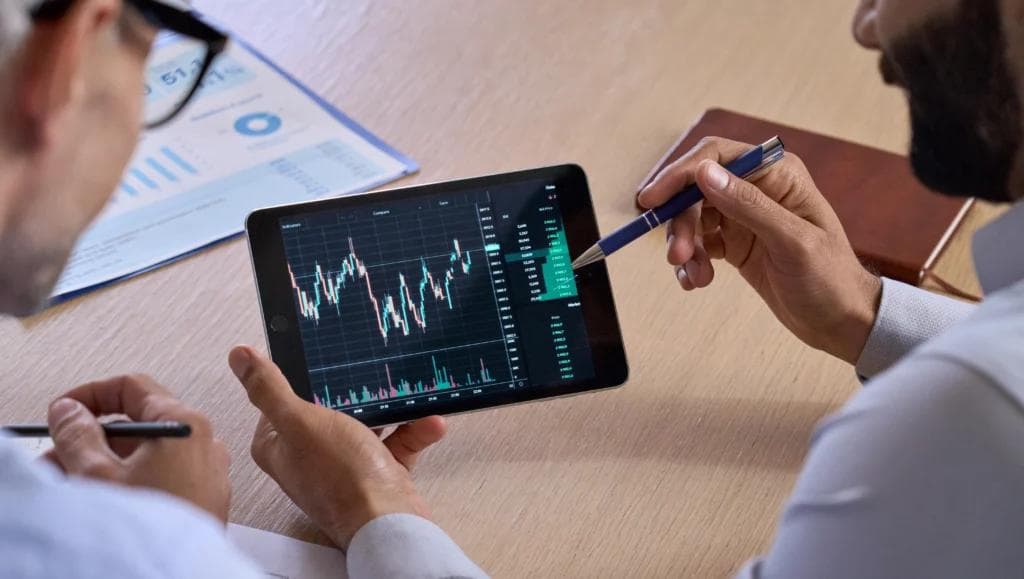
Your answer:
60,374 -> 178,422
638,137 -> 753,209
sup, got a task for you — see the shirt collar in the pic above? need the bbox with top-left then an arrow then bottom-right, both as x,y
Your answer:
973,201 -> 1024,294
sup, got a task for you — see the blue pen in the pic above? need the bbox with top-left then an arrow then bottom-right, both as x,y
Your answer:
571,136 -> 786,270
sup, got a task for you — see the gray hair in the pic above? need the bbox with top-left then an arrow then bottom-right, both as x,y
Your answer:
0,0 -> 31,64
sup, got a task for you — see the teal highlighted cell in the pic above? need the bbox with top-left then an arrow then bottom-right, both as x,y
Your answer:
484,243 -> 502,253
504,226 -> 579,302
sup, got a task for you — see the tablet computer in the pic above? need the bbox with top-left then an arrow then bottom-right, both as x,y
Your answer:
246,165 -> 627,427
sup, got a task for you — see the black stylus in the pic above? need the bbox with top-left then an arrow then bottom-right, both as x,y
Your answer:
2,421 -> 192,438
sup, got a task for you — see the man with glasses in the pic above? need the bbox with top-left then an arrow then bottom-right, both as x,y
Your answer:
0,1 -> 483,577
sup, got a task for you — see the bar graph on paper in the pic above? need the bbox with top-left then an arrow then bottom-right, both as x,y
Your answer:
105,144 -> 205,219
282,198 -> 516,412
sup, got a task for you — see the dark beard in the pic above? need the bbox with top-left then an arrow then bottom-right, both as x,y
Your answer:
882,0 -> 1022,202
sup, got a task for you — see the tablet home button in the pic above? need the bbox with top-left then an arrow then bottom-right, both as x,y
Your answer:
270,315 -> 289,333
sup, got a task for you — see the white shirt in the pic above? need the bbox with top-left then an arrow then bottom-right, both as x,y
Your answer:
740,276 -> 1024,578
0,437 -> 484,578
737,202 -> 1024,578
0,440 -> 262,579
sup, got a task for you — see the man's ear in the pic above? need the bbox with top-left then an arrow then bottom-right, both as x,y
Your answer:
15,0 -> 120,143
852,0 -> 881,49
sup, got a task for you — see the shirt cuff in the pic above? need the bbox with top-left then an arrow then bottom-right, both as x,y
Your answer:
347,513 -> 488,579
855,278 -> 975,380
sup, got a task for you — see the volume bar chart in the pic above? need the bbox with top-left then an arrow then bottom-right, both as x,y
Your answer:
314,356 -> 499,410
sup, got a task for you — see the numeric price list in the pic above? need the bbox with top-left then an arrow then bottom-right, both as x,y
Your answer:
492,186 -> 595,386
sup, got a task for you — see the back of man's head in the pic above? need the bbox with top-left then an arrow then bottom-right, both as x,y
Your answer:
0,0 -> 155,317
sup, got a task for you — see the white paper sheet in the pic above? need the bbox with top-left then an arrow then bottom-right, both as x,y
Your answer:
51,32 -> 417,301
11,436 -> 54,457
227,523 -> 347,579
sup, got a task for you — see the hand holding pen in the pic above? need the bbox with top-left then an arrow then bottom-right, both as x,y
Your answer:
572,137 -> 786,269
629,136 -> 882,365
15,375 -> 234,523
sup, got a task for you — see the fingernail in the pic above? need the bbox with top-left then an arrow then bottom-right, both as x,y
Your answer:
666,234 -> 675,251
675,266 -> 688,283
229,347 -> 252,378
638,185 -> 654,206
704,163 -> 729,191
685,259 -> 700,282
49,398 -> 81,421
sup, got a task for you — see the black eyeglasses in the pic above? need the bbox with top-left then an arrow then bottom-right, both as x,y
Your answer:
31,0 -> 229,128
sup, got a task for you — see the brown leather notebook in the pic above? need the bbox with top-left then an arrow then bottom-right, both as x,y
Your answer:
638,109 -> 975,285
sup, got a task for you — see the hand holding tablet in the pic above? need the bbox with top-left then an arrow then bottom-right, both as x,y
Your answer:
228,345 -> 446,547
245,165 -> 627,427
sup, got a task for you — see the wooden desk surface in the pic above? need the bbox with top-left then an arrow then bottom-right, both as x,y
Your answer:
0,1 -> 999,576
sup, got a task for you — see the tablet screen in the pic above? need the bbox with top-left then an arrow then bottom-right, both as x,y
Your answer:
277,180 -> 597,421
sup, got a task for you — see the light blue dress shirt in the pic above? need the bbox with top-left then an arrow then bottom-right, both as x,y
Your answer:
0,440 -> 263,579
0,438 -> 484,578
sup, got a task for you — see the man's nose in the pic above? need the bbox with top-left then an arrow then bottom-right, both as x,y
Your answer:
853,0 -> 882,49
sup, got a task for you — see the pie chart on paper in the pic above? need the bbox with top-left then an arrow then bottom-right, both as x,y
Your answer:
235,112 -> 283,137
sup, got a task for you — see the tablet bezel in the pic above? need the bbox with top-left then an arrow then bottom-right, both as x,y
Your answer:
246,164 -> 628,427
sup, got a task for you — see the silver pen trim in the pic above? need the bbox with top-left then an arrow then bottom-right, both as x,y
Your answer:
571,244 -> 605,270
641,212 -> 656,230
741,136 -> 785,180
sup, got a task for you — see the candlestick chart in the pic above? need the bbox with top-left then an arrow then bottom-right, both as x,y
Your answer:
288,237 -> 472,345
281,197 -> 516,413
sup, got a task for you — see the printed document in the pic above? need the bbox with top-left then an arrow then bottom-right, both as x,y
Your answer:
52,34 -> 417,300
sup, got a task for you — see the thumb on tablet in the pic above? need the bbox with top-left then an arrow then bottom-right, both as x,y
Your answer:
229,345 -> 305,429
